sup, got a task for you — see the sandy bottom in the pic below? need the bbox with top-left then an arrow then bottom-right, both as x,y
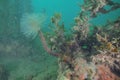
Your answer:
0,53 -> 58,80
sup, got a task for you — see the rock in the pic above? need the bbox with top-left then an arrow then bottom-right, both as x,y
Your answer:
0,64 -> 9,80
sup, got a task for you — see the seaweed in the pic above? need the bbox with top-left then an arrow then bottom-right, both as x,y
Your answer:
20,0 -> 120,80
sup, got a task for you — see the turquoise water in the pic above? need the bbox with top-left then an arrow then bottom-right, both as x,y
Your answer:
32,0 -> 82,28
0,0 -> 120,80
32,0 -> 120,27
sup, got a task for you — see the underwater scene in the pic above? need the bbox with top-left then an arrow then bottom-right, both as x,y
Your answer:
0,0 -> 120,80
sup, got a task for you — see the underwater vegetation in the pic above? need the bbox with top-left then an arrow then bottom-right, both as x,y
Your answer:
19,0 -> 120,80
81,0 -> 120,17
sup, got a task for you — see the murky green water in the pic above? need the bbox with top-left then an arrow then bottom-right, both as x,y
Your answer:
0,0 -> 120,80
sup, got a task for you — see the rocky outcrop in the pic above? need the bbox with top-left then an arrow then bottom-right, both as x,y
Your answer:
0,64 -> 9,80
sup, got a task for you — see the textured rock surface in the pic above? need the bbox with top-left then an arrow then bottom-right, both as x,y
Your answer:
0,64 -> 9,80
